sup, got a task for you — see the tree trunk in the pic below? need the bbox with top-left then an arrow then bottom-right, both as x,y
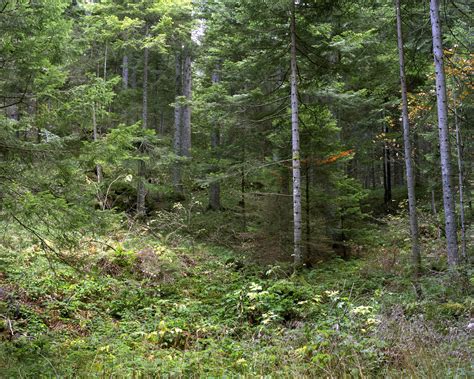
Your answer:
290,1 -> 302,267
453,86 -> 467,261
181,52 -> 192,157
142,42 -> 149,130
208,67 -> 221,211
173,53 -> 183,193
395,0 -> 421,273
137,30 -> 149,217
122,55 -> 129,89
429,0 -> 459,266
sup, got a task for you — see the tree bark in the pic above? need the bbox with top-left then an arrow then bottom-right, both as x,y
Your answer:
395,0 -> 421,273
142,42 -> 149,130
290,1 -> 302,267
429,0 -> 459,266
208,67 -> 221,211
122,55 -> 129,89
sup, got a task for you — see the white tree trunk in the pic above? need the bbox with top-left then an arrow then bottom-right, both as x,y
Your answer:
395,0 -> 421,273
122,55 -> 129,89
429,0 -> 459,266
290,1 -> 302,267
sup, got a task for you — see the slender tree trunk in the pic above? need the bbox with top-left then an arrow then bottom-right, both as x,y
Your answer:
173,53 -> 183,193
137,30 -> 149,217
142,42 -> 149,130
429,0 -> 458,266
209,67 -> 221,211
290,1 -> 302,267
122,55 -> 129,89
181,52 -> 192,157
453,87 -> 467,260
395,0 -> 421,273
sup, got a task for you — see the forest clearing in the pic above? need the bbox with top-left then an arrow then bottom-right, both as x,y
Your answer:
0,0 -> 472,377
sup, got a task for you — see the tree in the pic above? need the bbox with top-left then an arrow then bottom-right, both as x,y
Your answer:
289,0 -> 302,267
429,0 -> 458,266
395,0 -> 421,273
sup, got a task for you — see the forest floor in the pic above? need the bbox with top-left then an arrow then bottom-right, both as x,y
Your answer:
0,220 -> 472,377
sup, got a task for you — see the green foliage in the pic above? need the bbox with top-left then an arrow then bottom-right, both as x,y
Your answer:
0,214 -> 471,377
0,0 -> 472,377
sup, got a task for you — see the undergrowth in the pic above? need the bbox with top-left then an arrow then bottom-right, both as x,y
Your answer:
0,215 -> 472,377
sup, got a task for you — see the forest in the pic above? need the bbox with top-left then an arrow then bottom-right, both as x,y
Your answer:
0,0 -> 472,376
